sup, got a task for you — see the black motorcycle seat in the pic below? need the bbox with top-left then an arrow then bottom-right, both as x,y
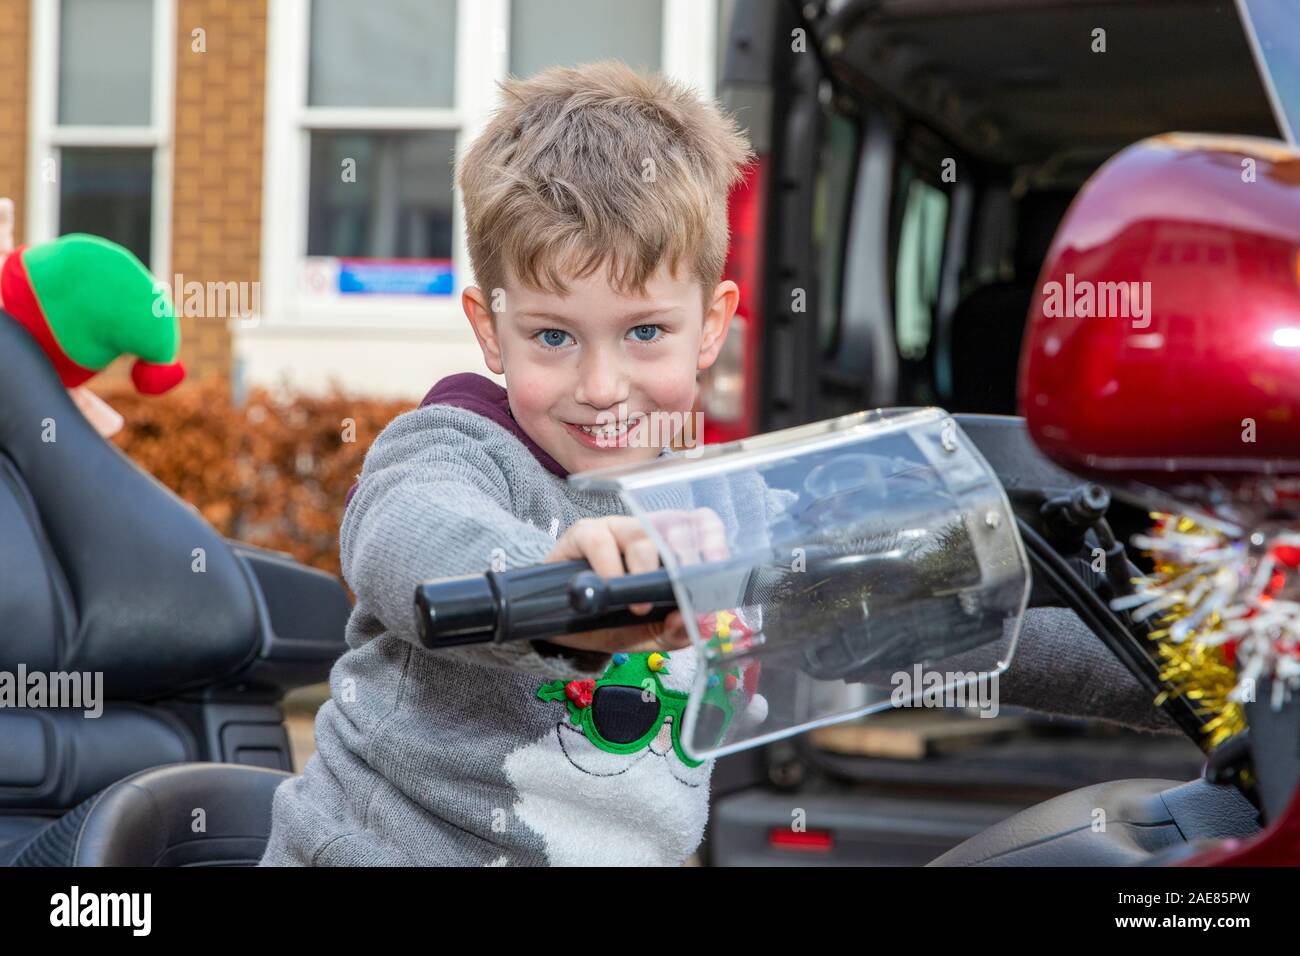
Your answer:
0,815 -> 57,856
928,777 -> 1261,866
1,762 -> 289,866
0,314 -> 260,699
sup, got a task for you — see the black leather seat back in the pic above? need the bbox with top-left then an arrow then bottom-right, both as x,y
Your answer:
0,455 -> 64,674
0,313 -> 259,698
0,707 -> 195,812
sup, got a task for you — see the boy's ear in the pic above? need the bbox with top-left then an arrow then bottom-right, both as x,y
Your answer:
697,280 -> 740,372
463,286 -> 505,375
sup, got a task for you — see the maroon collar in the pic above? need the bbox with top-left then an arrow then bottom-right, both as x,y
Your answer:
417,372 -> 568,479
345,373 -> 567,508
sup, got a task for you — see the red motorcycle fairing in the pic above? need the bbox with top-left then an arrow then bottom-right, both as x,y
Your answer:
1020,134 -> 1300,484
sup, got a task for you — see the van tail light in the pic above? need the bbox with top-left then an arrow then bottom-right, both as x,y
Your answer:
701,157 -> 767,445
768,827 -> 834,853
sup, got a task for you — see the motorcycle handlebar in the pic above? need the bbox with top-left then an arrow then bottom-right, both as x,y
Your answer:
413,546 -> 926,652
413,559 -> 677,649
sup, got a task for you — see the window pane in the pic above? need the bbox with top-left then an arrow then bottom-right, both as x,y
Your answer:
59,148 -> 154,267
815,111 -> 858,355
510,0 -> 662,78
59,0 -> 153,125
307,131 -> 456,260
894,177 -> 949,360
716,0 -> 736,80
309,0 -> 456,108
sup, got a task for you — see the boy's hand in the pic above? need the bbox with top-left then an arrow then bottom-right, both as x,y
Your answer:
542,510 -> 729,655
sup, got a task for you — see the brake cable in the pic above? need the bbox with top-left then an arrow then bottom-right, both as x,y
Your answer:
1016,516 -> 1211,750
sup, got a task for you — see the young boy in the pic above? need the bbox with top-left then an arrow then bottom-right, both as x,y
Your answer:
260,62 -> 1176,868
259,61 -> 761,867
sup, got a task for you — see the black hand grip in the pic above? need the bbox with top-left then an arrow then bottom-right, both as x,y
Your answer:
416,546 -> 879,650
569,569 -> 675,614
415,559 -> 677,649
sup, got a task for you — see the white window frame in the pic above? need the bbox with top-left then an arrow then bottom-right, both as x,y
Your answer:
26,0 -> 176,278
663,0 -> 718,96
261,0 -> 717,333
262,0 -> 498,332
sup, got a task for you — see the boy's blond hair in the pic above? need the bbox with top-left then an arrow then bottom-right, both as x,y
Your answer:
459,61 -> 754,300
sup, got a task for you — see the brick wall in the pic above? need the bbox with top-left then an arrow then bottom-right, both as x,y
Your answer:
170,0 -> 267,384
1,1 -> 266,391
0,0 -> 29,241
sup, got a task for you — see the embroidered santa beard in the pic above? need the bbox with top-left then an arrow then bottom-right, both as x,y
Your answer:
503,647 -> 713,866
503,716 -> 712,866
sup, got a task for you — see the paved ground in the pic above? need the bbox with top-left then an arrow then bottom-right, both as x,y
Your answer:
282,683 -> 328,772
286,713 -> 317,773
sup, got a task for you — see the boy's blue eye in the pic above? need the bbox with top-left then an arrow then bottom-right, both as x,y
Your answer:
537,329 -> 572,349
630,324 -> 661,343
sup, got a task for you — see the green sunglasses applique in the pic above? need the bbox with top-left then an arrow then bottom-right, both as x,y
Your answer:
537,612 -> 754,768
535,650 -> 743,770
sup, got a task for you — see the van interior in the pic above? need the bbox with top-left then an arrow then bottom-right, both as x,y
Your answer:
733,0 -> 1282,428
702,0 -> 1284,866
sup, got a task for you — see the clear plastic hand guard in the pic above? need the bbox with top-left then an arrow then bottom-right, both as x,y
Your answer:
570,408 -> 1031,760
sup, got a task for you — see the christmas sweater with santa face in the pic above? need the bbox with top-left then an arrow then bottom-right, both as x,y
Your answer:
259,373 -> 777,867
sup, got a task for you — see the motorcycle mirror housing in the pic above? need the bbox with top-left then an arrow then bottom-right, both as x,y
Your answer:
1022,133 -> 1300,853
1019,134 -> 1300,493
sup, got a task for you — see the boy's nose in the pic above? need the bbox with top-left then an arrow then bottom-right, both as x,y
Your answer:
574,358 -> 629,411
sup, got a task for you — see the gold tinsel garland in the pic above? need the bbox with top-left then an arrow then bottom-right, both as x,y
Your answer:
1114,514 -> 1300,751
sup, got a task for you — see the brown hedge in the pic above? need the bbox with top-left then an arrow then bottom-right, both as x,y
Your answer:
94,379 -> 412,580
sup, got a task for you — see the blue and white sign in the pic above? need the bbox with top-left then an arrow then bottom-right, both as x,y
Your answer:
336,258 -> 455,296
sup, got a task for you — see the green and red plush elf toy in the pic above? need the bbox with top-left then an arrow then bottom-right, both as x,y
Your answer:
0,198 -> 183,436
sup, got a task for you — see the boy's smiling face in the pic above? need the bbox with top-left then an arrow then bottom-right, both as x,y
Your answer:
464,265 -> 738,475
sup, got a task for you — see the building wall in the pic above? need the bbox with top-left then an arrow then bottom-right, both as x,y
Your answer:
171,0 -> 266,383
0,0 -> 29,241
8,0 -> 263,389
234,323 -> 499,400
234,0 -> 724,401
10,1 -> 725,401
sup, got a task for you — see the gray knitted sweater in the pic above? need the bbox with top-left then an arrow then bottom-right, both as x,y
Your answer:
259,375 -> 1177,867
